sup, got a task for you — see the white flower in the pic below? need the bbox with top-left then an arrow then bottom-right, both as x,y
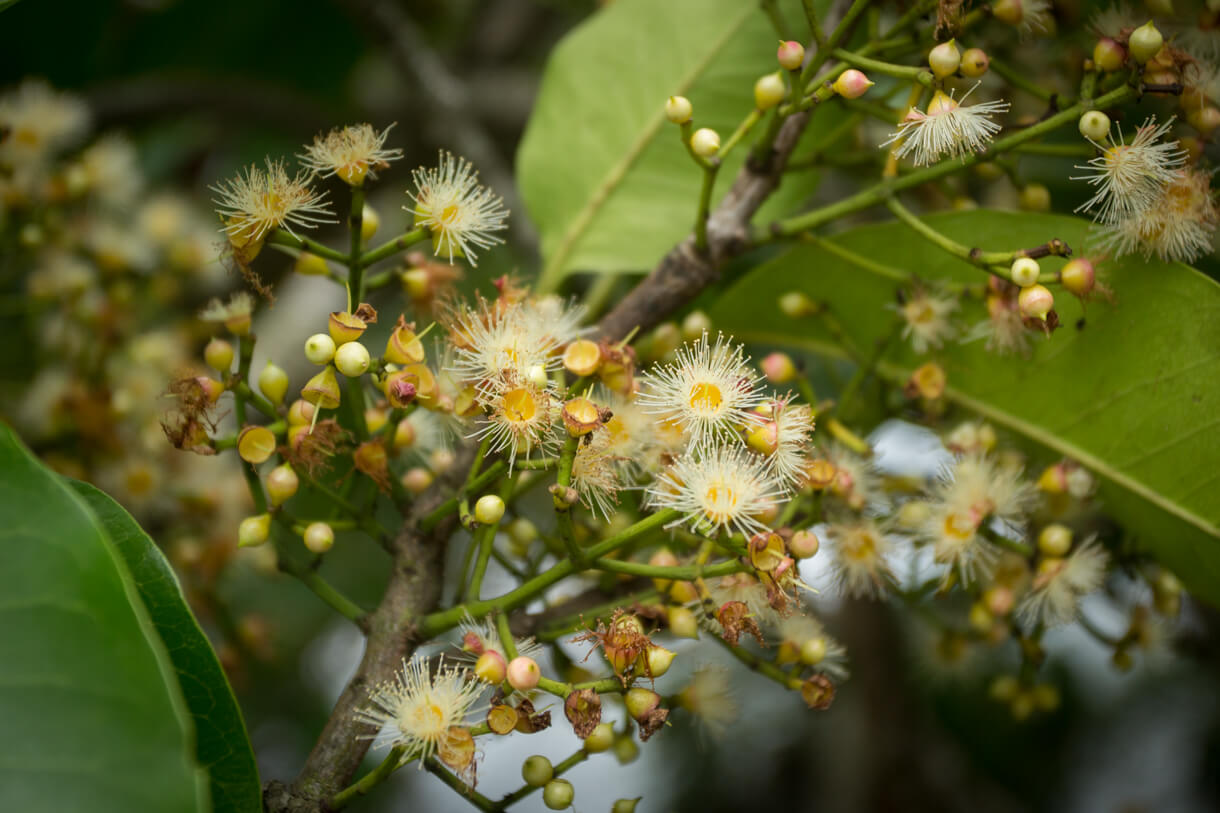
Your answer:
211,158 -> 335,241
470,376 -> 558,471
889,286 -> 959,354
1095,168 -> 1218,262
0,79 -> 90,167
751,396 -> 815,492
457,615 -> 542,663
407,151 -> 508,266
1072,116 -> 1187,225
299,122 -> 402,185
882,85 -> 1009,167
597,386 -> 659,476
677,666 -> 738,741
1017,539 -> 1109,627
571,429 -> 623,519
827,518 -> 895,598
444,298 -> 580,387
775,613 -> 849,679
637,332 -> 764,446
354,656 -> 484,764
647,440 -> 783,539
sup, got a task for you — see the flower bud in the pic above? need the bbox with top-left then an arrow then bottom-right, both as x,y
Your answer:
474,650 -> 507,684
992,0 -> 1024,26
1078,110 -> 1111,142
1010,257 -> 1041,287
1017,284 -> 1053,320
328,311 -> 368,345
294,250 -> 329,276
562,338 -> 601,377
1038,523 -> 1073,556
238,513 -> 272,547
334,341 -> 371,377
1128,22 -> 1163,64
624,688 -> 661,722
303,521 -> 334,554
665,95 -> 693,124
1060,258 -> 1096,297
1019,184 -> 1050,212
508,517 -> 538,546
361,203 -> 379,241
613,736 -> 639,764
960,47 -> 989,77
383,370 -> 419,409
777,40 -> 805,70
778,290 -> 817,318
286,399 -> 316,427
1186,105 -> 1220,135
761,352 -> 796,383
238,425 -> 277,464
1092,38 -> 1126,72
301,366 -> 341,410
522,755 -> 553,787
754,72 -> 787,110
475,494 -> 506,524
204,338 -> 234,373
267,464 -> 299,506
800,636 -> 828,665
788,529 -> 820,559
613,800 -> 640,813
831,68 -> 874,99
507,656 -> 541,691
666,605 -> 700,639
690,127 -> 720,158
584,723 -> 615,753
928,39 -> 961,79
254,361 -> 288,406
680,310 -> 712,342
363,408 -> 388,435
542,779 -> 574,811
402,467 -> 433,494
304,333 -> 336,365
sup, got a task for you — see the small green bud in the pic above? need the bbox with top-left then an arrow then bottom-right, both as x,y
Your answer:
334,341 -> 371,378
1017,284 -> 1054,320
507,656 -> 541,691
1010,257 -> 1041,288
1060,258 -> 1096,297
361,203 -> 379,242
681,310 -> 712,342
258,362 -> 290,405
1019,184 -> 1050,213
830,69 -> 873,99
665,95 -> 693,124
1128,21 -> 1163,64
584,722 -> 615,753
294,251 -> 330,276
778,290 -> 817,318
266,464 -> 299,507
1038,523 -> 1073,556
690,127 -> 720,158
238,513 -> 272,547
776,40 -> 805,71
304,333 -> 336,365
612,799 -> 641,813
960,47 -> 989,77
522,755 -> 553,787
1078,110 -> 1111,142
303,521 -> 335,554
542,779 -> 574,810
1093,38 -> 1126,72
474,494 -> 506,524
204,338 -> 234,373
928,39 -> 961,79
754,72 -> 786,110
612,736 -> 639,764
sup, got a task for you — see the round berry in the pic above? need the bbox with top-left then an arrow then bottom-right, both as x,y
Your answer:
334,341 -> 370,377
474,494 -> 506,524
1078,110 -> 1111,142
1010,257 -> 1041,288
304,333 -> 336,365
542,779 -> 574,810
1038,523 -> 1073,557
303,521 -> 335,554
522,755 -> 553,787
507,656 -> 541,691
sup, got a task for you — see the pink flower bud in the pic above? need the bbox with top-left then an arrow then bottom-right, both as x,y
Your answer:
831,69 -> 874,99
777,40 -> 805,70
1060,258 -> 1096,297
1017,284 -> 1054,321
507,656 -> 541,691
761,352 -> 796,383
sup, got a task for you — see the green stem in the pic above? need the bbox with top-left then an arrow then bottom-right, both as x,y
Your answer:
761,84 -> 1135,240
233,381 -> 279,419
760,0 -> 793,40
468,477 -> 513,601
831,48 -> 933,85
513,457 -> 559,471
709,630 -> 794,689
553,435 -> 584,564
266,229 -> 349,264
720,109 -> 763,159
424,758 -> 497,813
980,525 -> 1034,558
835,318 -> 899,420
347,185 -> 365,308
272,533 -> 368,626
694,163 -> 720,253
330,745 -> 406,809
592,558 -> 748,581
494,751 -> 589,810
989,56 -> 1058,103
802,0 -> 827,47
358,227 -> 429,267
420,460 -> 508,532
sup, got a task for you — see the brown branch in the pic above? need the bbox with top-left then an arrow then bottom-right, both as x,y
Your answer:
597,0 -> 854,342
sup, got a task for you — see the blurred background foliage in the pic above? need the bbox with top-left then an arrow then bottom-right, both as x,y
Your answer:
3,1 -> 1220,811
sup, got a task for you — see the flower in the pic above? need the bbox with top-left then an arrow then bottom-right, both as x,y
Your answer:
211,158 -> 335,241
750,396 -> 815,491
198,291 -> 255,332
775,613 -> 850,679
637,332 -> 764,446
918,453 -> 1035,584
889,286 -> 959,354
676,666 -> 739,741
407,151 -> 508,266
457,615 -> 543,663
1017,539 -> 1109,627
827,518 -> 895,598
1072,116 -> 1187,225
825,444 -> 884,513
354,656 -> 484,764
647,440 -> 784,539
967,282 -> 1032,357
471,376 -> 558,471
0,79 -> 90,168
882,84 -> 1009,166
597,386 -> 660,476
299,123 -> 402,185
1095,168 -> 1218,262
571,429 -> 623,519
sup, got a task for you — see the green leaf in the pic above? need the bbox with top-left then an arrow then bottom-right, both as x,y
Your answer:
708,210 -> 1220,603
519,0 -> 828,290
0,423 -> 208,812
70,481 -> 261,813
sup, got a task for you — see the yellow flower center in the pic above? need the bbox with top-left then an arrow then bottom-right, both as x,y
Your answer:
688,382 -> 723,414
1103,145 -> 1129,169
502,388 -> 538,424
704,480 -> 739,524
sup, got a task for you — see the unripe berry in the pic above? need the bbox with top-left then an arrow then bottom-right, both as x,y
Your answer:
334,341 -> 370,377
1060,258 -> 1096,297
800,636 -> 828,665
613,800 -> 641,813
294,250 -> 329,276
1128,21 -> 1163,64
542,779 -> 574,810
259,362 -> 289,405
777,40 -> 805,70
754,72 -> 786,110
521,755 -> 553,787
613,736 -> 639,764
1018,284 -> 1054,320
475,650 -> 507,684
507,517 -> 538,546
304,333 -> 336,365
1038,523 -> 1073,556
960,47 -> 989,77
831,69 -> 873,99
402,467 -> 433,494
789,529 -> 820,559
238,513 -> 272,547
267,464 -> 299,506
507,656 -> 541,691
1010,257 -> 1041,288
238,425 -> 277,464
475,494 -> 506,524
205,338 -> 234,372
1019,184 -> 1050,212
303,521 -> 335,554
584,723 -> 615,753
360,203 -> 379,241
690,127 -> 720,158
928,39 -> 961,79
1093,38 -> 1126,72
1078,110 -> 1111,142
665,95 -> 693,124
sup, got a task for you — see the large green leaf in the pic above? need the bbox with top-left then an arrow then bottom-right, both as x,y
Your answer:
707,211 -> 1220,603
0,423 -> 207,811
70,481 -> 261,813
519,0 -> 829,290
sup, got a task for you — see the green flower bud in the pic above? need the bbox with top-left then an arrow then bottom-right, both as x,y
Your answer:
754,72 -> 786,110
928,39 -> 961,79
1010,257 -> 1041,288
1128,22 -> 1163,64
542,779 -> 574,810
304,333 -> 336,365
522,755 -> 553,787
474,494 -> 506,524
204,338 -> 234,373
258,361 -> 290,406
665,95 -> 693,124
238,513 -> 272,547
303,521 -> 335,554
334,341 -> 371,378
